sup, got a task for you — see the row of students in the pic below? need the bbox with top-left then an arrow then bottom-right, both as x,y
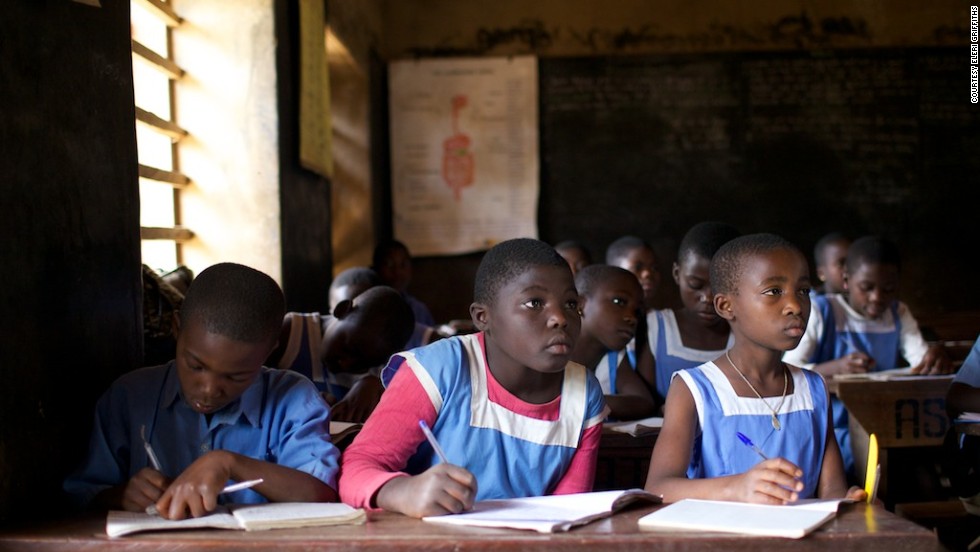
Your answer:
65,232 -> 950,520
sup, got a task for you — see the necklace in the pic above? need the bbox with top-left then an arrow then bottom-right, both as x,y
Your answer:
725,350 -> 788,431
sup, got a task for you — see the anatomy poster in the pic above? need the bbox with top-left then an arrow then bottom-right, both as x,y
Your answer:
389,56 -> 539,256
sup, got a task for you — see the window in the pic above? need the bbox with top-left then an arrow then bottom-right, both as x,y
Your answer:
131,0 -> 192,271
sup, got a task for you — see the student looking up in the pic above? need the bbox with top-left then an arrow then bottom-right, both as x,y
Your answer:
340,238 -> 607,518
572,264 -> 655,420
645,234 -> 864,504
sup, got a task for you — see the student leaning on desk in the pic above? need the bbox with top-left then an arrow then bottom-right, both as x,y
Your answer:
63,263 -> 340,520
339,239 -> 607,518
645,234 -> 865,504
782,235 -> 953,477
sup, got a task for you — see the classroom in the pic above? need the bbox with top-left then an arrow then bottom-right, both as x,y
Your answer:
2,0 -> 978,549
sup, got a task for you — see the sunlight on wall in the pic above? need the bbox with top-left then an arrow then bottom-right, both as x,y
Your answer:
172,0 -> 282,283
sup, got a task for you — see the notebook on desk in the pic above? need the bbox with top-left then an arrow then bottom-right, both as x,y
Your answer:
421,489 -> 661,533
637,498 -> 852,539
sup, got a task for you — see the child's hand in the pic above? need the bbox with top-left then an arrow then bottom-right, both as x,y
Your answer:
838,352 -> 875,374
331,375 -> 385,423
153,451 -> 233,520
733,458 -> 804,504
911,345 -> 952,375
121,467 -> 170,512
844,485 -> 868,502
376,463 -> 477,518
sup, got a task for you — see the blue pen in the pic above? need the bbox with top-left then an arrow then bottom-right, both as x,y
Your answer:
736,432 -> 769,461
419,420 -> 450,464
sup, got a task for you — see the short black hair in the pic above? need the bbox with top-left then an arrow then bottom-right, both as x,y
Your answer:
575,264 -> 635,298
846,235 -> 901,273
555,240 -> 593,262
331,267 -> 381,291
179,262 -> 284,344
349,285 -> 415,354
474,238 -> 569,305
678,221 -> 741,260
711,233 -> 802,296
372,239 -> 410,269
605,235 -> 652,265
813,232 -> 851,266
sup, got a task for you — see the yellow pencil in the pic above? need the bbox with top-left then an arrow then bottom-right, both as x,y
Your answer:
864,433 -> 879,504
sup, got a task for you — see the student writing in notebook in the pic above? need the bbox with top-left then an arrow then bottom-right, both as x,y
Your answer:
64,263 -> 340,519
571,265 -> 655,420
645,234 -> 865,504
644,221 -> 740,405
339,238 -> 608,517
783,235 -> 951,477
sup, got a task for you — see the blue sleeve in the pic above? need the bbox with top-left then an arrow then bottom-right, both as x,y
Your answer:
584,368 -> 607,421
265,371 -> 341,490
62,384 -> 133,506
954,335 -> 980,388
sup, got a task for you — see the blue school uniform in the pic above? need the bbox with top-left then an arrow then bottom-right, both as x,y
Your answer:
593,349 -> 627,395
676,362 -> 829,499
64,363 -> 339,506
805,294 -> 901,476
647,309 -> 734,400
382,333 -> 607,500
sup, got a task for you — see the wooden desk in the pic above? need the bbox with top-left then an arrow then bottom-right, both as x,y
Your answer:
594,428 -> 659,491
835,377 -> 954,504
0,503 -> 940,552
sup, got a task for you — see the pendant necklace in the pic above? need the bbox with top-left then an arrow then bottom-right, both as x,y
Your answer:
725,350 -> 788,430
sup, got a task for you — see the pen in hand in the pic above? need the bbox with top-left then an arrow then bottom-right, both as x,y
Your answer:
736,432 -> 769,461
141,424 -> 163,471
419,420 -> 449,464
145,478 -> 264,516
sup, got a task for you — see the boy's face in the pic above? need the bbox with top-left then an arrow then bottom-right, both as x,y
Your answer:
673,251 -> 724,327
817,241 -> 849,294
174,316 -> 271,415
613,247 -> 659,306
581,272 -> 643,352
378,247 -> 411,293
321,306 -> 392,374
719,248 -> 811,352
472,265 -> 581,376
557,247 -> 589,276
845,262 -> 899,320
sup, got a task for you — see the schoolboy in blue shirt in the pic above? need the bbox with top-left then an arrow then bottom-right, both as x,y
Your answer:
64,263 -> 339,519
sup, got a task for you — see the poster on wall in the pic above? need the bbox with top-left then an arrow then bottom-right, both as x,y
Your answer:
388,56 -> 539,256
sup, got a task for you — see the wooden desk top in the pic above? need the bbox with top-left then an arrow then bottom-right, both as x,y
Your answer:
0,502 -> 940,552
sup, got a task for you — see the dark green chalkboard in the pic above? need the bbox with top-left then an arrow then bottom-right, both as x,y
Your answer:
538,48 -> 980,313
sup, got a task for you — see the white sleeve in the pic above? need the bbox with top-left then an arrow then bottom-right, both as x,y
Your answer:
782,301 -> 824,370
897,302 -> 929,367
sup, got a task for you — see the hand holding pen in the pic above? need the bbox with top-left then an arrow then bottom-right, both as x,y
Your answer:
735,432 -> 804,504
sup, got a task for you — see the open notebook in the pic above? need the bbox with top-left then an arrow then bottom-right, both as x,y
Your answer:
638,498 -> 853,539
422,489 -> 661,533
106,502 -> 366,538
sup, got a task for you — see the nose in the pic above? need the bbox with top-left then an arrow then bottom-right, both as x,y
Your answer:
698,289 -> 713,304
199,374 -> 221,399
548,305 -> 568,329
783,294 -> 803,316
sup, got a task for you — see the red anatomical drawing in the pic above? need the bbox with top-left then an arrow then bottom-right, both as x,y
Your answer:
442,94 -> 474,201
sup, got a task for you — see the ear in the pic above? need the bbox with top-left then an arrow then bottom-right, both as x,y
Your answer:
333,299 -> 354,319
672,262 -> 681,285
470,302 -> 490,331
714,294 -> 735,321
816,266 -> 827,282
577,294 -> 589,318
842,268 -> 850,290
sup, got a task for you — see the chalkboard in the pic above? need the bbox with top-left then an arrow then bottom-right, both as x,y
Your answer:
537,48 -> 980,313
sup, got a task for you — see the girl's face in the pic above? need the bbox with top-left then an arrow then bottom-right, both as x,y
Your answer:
614,247 -> 659,306
473,265 -> 581,378
845,262 -> 899,320
581,271 -> 643,352
722,248 -> 811,353
817,240 -> 849,294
